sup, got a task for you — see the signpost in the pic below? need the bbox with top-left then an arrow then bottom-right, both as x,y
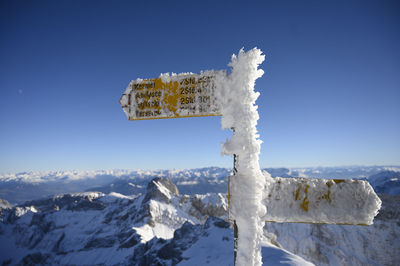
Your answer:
120,49 -> 381,265
120,73 -> 221,121
228,176 -> 381,226
263,177 -> 380,225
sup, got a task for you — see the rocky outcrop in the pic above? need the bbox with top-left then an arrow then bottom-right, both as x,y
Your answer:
134,177 -> 181,225
17,252 -> 50,266
0,198 -> 11,220
0,198 -> 11,210
375,194 -> 400,222
131,217 -> 230,265
16,193 -> 105,213
189,194 -> 227,221
143,177 -> 179,204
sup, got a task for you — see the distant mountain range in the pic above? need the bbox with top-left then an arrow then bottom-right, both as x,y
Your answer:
0,166 -> 399,204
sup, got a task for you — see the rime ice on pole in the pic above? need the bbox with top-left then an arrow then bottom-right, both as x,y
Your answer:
214,48 -> 269,266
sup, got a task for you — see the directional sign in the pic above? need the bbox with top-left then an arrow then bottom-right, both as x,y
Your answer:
263,177 -> 381,225
227,176 -> 381,225
120,73 -> 221,121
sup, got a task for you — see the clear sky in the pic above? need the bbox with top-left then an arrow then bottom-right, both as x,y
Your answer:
1,0 -> 399,173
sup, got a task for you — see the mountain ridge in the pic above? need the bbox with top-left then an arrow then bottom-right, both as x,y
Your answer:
1,166 -> 399,205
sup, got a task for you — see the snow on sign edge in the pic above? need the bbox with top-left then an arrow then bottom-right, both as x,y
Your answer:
120,71 -> 223,121
262,177 -> 382,225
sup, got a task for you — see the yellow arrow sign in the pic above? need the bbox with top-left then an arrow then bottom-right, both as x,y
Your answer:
120,73 -> 222,121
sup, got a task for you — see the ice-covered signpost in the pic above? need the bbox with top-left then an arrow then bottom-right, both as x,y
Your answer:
120,48 -> 381,266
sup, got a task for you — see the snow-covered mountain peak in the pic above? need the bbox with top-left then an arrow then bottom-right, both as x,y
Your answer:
131,177 -> 229,243
143,177 -> 179,205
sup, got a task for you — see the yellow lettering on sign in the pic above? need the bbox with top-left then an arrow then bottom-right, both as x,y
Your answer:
121,74 -> 221,121
156,78 -> 180,117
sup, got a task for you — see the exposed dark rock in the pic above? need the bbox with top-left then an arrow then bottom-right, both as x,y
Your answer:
143,178 -> 179,204
206,216 -> 230,229
30,213 -> 53,234
117,230 -> 135,242
17,252 -> 50,266
119,234 -> 139,249
17,193 -> 106,213
179,195 -> 190,204
173,221 -> 199,242
152,178 -> 179,196
376,194 -> 400,221
133,178 -> 180,226
118,230 -> 140,249
133,201 -> 151,225
189,195 -> 226,221
131,218 -> 227,266
118,212 -> 130,221
103,208 -> 119,224
0,199 -> 11,210
52,233 -> 65,253
157,242 -> 182,261
147,218 -> 156,227
1,258 -> 12,265
83,236 -> 116,250
16,213 -> 55,249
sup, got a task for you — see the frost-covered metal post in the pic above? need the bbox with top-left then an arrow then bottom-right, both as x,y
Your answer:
214,48 -> 382,265
215,48 -> 268,266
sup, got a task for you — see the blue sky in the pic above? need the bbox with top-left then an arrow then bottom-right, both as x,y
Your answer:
1,0 -> 399,172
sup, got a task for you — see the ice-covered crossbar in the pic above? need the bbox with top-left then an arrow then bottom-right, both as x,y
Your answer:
263,177 -> 382,225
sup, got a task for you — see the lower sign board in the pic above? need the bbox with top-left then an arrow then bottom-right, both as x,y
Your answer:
262,177 -> 381,225
228,176 -> 381,225
120,72 -> 222,120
